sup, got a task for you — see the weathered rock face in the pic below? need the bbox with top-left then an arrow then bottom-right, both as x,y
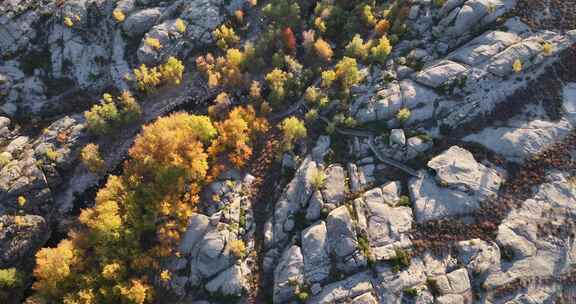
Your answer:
137,0 -> 224,64
483,171 -> 576,298
410,146 -> 503,223
0,215 -> 49,268
173,172 -> 255,300
0,126 -> 53,217
352,13 -> 576,130
123,8 -> 162,37
33,115 -> 88,187
0,0 -> 228,118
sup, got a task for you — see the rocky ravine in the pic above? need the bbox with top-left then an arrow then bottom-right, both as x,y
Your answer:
2,0 -> 576,303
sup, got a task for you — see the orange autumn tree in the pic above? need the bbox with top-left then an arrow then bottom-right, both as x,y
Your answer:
32,111 -> 267,304
209,105 -> 269,171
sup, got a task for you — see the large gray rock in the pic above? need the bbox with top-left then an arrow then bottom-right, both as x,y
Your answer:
308,272 -> 374,304
302,222 -> 330,284
409,146 -> 503,222
267,156 -> 318,248
321,164 -> 347,205
413,60 -> 469,88
273,245 -> 304,303
457,239 -> 500,276
486,38 -> 544,77
327,206 -> 366,273
464,119 -> 571,163
362,197 -> 413,260
353,79 -> 438,124
179,213 -> 210,255
448,31 -> 521,66
205,264 -> 249,296
123,8 -> 162,37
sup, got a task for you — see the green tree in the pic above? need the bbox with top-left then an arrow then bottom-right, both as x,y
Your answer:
281,116 -> 307,151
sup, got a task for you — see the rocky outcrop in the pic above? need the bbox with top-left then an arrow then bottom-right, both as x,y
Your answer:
410,146 -> 503,223
482,171 -> 576,300
172,172 -> 255,300
0,215 -> 49,268
0,121 -> 53,216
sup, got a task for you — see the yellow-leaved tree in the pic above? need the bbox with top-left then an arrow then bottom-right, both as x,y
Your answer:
31,110 -> 269,304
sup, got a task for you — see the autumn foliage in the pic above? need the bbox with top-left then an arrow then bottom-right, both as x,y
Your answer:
281,27 -> 297,54
32,110 -> 268,303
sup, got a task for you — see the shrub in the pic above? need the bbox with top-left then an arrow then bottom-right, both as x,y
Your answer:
321,70 -> 336,88
396,108 -> 411,124
434,0 -> 446,8
229,240 -> 247,259
113,9 -> 125,23
335,57 -> 362,93
374,19 -> 390,36
208,106 -> 268,168
159,56 -> 185,86
133,64 -> 161,93
296,291 -> 310,302
403,287 -> 419,297
305,109 -> 318,122
118,90 -> 142,123
145,37 -> 162,50
512,59 -> 522,74
213,24 -> 240,49
371,36 -> 392,64
310,168 -> 326,190
0,152 -> 11,168
17,196 -> 26,207
159,270 -> 171,282
281,116 -> 307,151
85,92 -> 142,135
314,38 -> 333,62
265,68 -> 290,104
175,18 -> 186,33
45,148 -> 61,162
361,5 -> 376,26
64,16 -> 74,27
196,48 -> 249,89
345,35 -> 370,61
208,92 -> 232,119
249,81 -> 262,100
281,27 -> 297,54
344,117 -> 357,128
81,144 -> 105,173
0,268 -> 20,288
302,30 -> 315,50
134,57 -> 185,93
397,195 -> 411,207
304,86 -> 320,104
84,98 -> 120,135
542,42 -> 553,56
390,248 -> 411,272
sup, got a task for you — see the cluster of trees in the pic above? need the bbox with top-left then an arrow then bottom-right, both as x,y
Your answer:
84,91 -> 142,135
133,57 -> 184,94
31,108 -> 268,304
194,0 -> 405,135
